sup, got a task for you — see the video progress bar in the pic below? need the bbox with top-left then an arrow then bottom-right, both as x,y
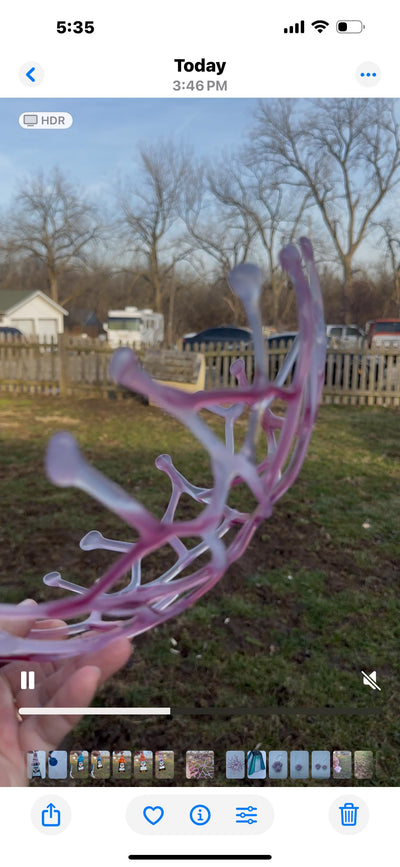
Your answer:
18,705 -> 380,718
128,857 -> 272,861
18,706 -> 170,716
171,706 -> 380,717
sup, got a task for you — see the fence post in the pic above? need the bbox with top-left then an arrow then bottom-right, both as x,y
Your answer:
58,333 -> 70,396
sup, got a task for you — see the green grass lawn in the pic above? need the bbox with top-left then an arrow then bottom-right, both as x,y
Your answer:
0,395 -> 398,786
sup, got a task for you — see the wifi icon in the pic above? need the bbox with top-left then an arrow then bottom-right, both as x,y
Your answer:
312,19 -> 329,33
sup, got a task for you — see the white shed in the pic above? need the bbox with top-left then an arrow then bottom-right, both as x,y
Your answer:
0,290 -> 68,341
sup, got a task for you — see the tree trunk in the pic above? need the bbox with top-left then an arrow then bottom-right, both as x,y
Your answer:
394,270 -> 400,316
166,284 -> 177,347
48,271 -> 59,304
153,274 -> 163,314
342,257 -> 353,324
270,272 -> 282,327
223,292 -> 243,323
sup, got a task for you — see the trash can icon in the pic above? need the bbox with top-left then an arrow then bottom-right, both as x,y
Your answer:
339,802 -> 359,826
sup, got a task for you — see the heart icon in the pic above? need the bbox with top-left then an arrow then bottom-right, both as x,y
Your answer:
143,805 -> 164,825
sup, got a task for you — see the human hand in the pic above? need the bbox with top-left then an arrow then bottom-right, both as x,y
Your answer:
0,600 -> 131,786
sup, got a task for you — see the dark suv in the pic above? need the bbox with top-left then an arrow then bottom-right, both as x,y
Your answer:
0,326 -> 25,339
182,326 -> 252,349
182,326 -> 253,383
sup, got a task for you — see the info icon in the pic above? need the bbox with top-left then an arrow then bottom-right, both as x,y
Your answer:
190,804 -> 211,826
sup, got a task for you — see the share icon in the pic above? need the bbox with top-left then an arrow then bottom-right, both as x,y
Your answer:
361,670 -> 381,691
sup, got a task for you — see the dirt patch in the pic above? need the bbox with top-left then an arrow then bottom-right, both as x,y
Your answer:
34,416 -> 81,425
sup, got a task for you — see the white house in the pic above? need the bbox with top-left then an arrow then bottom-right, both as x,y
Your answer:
0,290 -> 68,341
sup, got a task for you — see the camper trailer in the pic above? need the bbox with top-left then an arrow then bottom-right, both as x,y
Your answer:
103,306 -> 164,349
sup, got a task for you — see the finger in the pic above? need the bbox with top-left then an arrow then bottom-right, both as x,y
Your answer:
3,657 -> 58,709
0,599 -> 38,638
77,637 -> 132,687
31,619 -> 67,630
19,637 -> 131,736
3,619 -> 68,701
33,636 -> 132,706
1,617 -> 65,701
29,619 -> 68,638
0,674 -> 23,754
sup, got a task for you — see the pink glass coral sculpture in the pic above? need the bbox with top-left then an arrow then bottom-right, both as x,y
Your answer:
0,239 -> 326,661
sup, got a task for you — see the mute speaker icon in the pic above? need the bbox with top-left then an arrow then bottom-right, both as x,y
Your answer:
361,670 -> 381,691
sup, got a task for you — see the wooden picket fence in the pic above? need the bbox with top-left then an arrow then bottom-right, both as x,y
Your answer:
0,334 -> 399,406
186,340 -> 400,406
0,335 -> 116,398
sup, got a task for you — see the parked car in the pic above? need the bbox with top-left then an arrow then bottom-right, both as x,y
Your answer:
366,319 -> 400,349
181,326 -> 252,349
326,324 -> 365,348
266,331 -> 297,349
266,332 -> 297,379
182,326 -> 253,382
265,331 -> 375,389
0,326 -> 26,340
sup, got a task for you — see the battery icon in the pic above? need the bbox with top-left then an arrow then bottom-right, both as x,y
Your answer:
336,20 -> 365,33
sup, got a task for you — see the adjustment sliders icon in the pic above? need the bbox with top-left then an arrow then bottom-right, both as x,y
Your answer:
236,805 -> 258,824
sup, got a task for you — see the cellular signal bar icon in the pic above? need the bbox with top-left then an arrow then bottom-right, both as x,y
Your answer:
284,20 -> 305,34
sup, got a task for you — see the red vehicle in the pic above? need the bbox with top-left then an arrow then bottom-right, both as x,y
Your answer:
367,319 -> 400,349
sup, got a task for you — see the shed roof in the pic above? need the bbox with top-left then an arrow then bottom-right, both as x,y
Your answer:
0,289 -> 68,316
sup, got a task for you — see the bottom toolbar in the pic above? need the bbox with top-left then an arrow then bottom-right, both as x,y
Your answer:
0,786 -> 392,867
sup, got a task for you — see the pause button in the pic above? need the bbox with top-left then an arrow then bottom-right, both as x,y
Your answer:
21,671 -> 35,689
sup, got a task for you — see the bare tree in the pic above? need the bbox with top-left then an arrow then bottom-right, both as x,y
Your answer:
252,99 -> 400,321
119,141 -> 194,344
0,253 -> 47,295
183,162 -> 257,322
2,168 -> 103,304
376,218 -> 400,315
205,157 -> 310,325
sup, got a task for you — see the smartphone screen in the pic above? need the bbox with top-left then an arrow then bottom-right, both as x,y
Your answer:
0,2 -> 398,864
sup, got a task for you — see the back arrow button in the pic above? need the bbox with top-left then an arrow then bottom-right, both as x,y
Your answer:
19,62 -> 45,87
